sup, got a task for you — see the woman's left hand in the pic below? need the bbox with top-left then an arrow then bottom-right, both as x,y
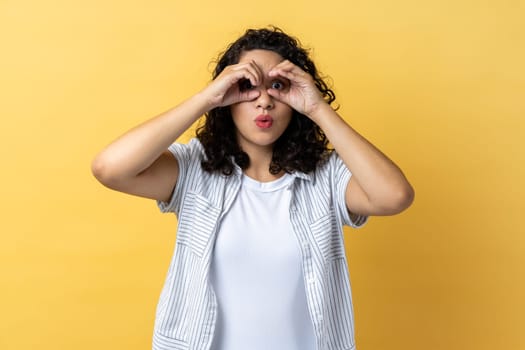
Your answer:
267,60 -> 326,117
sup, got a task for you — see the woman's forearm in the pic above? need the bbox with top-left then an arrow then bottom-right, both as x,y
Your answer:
92,92 -> 210,181
310,103 -> 414,211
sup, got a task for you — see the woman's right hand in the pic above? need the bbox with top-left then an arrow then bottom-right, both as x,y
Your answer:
201,60 -> 263,109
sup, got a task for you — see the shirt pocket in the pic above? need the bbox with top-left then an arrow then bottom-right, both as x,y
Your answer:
154,245 -> 194,343
177,191 -> 221,257
309,211 -> 346,262
153,331 -> 189,350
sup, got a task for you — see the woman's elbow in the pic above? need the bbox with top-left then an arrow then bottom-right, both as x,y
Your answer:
388,184 -> 415,215
91,154 -> 121,189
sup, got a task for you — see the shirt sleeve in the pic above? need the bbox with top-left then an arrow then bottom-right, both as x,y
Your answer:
156,138 -> 203,214
329,152 -> 368,228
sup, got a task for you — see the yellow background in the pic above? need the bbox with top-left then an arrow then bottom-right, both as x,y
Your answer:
1,0 -> 524,349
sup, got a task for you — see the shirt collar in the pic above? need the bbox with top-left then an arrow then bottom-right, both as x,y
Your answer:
290,171 -> 313,181
231,161 -> 313,182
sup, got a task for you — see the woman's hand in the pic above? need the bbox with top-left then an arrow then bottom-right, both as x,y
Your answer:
267,60 -> 326,118
201,60 -> 263,109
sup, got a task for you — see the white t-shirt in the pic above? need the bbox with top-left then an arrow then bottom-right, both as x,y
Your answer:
209,173 -> 316,350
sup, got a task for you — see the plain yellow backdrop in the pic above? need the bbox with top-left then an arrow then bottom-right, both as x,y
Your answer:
1,0 -> 524,349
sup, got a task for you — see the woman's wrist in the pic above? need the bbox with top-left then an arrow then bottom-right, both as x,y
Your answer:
306,100 -> 335,125
192,89 -> 218,114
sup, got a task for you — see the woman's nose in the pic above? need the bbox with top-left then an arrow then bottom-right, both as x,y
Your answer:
255,89 -> 274,109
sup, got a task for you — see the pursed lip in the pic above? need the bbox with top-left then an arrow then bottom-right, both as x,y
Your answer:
255,114 -> 273,128
255,114 -> 273,122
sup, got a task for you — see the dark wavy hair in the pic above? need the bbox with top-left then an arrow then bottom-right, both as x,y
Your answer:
196,26 -> 336,175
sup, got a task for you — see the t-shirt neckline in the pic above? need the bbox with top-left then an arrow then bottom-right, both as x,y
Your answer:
241,173 -> 294,192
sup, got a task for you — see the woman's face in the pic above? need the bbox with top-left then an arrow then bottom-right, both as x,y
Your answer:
230,49 -> 293,154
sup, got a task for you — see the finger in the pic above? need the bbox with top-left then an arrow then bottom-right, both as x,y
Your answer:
270,66 -> 310,85
220,87 -> 260,107
240,89 -> 261,102
249,60 -> 265,85
228,68 -> 257,88
232,61 -> 262,86
271,59 -> 295,70
272,72 -> 309,93
269,60 -> 302,76
270,68 -> 297,82
266,88 -> 287,104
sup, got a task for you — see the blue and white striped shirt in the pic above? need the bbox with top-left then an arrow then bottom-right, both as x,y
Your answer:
154,138 -> 367,350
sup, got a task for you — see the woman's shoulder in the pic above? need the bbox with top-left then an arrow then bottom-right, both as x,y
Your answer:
169,137 -> 204,152
166,138 -> 207,162
310,150 -> 342,175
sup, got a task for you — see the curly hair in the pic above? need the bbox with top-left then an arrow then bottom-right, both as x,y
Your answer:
196,26 -> 336,175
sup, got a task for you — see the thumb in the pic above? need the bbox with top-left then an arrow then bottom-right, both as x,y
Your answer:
240,89 -> 260,102
267,88 -> 285,103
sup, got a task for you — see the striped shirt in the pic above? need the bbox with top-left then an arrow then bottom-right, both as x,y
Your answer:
154,138 -> 367,350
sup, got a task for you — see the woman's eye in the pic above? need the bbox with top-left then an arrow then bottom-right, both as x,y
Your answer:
239,79 -> 253,91
271,81 -> 284,90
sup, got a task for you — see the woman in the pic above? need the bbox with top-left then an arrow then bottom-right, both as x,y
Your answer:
92,26 -> 414,350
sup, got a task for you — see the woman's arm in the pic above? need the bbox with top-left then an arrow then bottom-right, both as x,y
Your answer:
268,61 -> 414,216
309,104 -> 414,216
91,60 -> 264,202
91,94 -> 210,202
